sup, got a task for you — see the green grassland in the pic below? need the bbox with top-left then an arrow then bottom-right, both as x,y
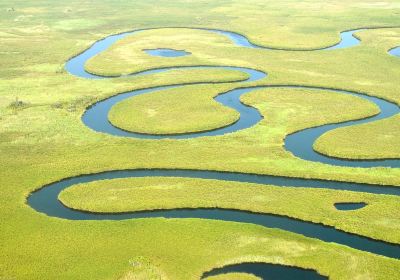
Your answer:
315,115 -> 400,159
1,0 -> 400,279
108,82 -> 244,135
59,177 -> 400,243
86,27 -> 400,162
313,28 -> 400,159
108,85 -> 378,135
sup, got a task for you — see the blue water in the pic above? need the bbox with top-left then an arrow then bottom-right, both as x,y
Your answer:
83,83 -> 400,166
211,27 -> 364,51
324,29 -> 365,50
73,27 -> 400,167
28,27 -> 400,278
389,46 -> 400,57
28,169 -> 400,259
83,83 -> 400,167
65,30 -> 139,79
82,66 -> 266,139
334,202 -> 367,210
284,88 -> 400,168
144,48 -> 190,57
64,27 -> 370,80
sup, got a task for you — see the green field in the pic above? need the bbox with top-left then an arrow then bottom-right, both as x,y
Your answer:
1,1 -> 400,279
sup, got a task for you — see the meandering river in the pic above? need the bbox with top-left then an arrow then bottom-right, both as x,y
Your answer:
30,27 -> 400,279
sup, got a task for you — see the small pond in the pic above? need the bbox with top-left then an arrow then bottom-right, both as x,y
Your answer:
144,48 -> 190,57
334,202 -> 367,210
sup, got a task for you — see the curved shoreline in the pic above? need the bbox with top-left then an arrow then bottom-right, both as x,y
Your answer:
283,87 -> 400,167
84,78 -> 400,166
26,26 -> 400,278
143,48 -> 191,57
389,46 -> 400,57
27,168 -> 400,259
64,26 -> 376,79
201,262 -> 328,280
27,169 -> 400,259
71,26 -> 400,166
85,65 -> 266,138
82,67 -> 266,139
65,26 -> 400,72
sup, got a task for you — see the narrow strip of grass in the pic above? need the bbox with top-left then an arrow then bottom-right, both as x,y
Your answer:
314,115 -> 400,159
2,2 -> 400,279
59,176 -> 400,244
108,82 -> 242,135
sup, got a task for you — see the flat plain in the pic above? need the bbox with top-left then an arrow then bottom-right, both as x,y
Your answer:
1,1 -> 400,279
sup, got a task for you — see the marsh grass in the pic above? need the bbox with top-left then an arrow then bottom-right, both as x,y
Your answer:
314,115 -> 400,159
108,84 -> 242,134
59,176 -> 400,244
1,1 -> 400,279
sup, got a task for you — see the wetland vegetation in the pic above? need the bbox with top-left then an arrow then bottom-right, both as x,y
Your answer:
1,1 -> 400,279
